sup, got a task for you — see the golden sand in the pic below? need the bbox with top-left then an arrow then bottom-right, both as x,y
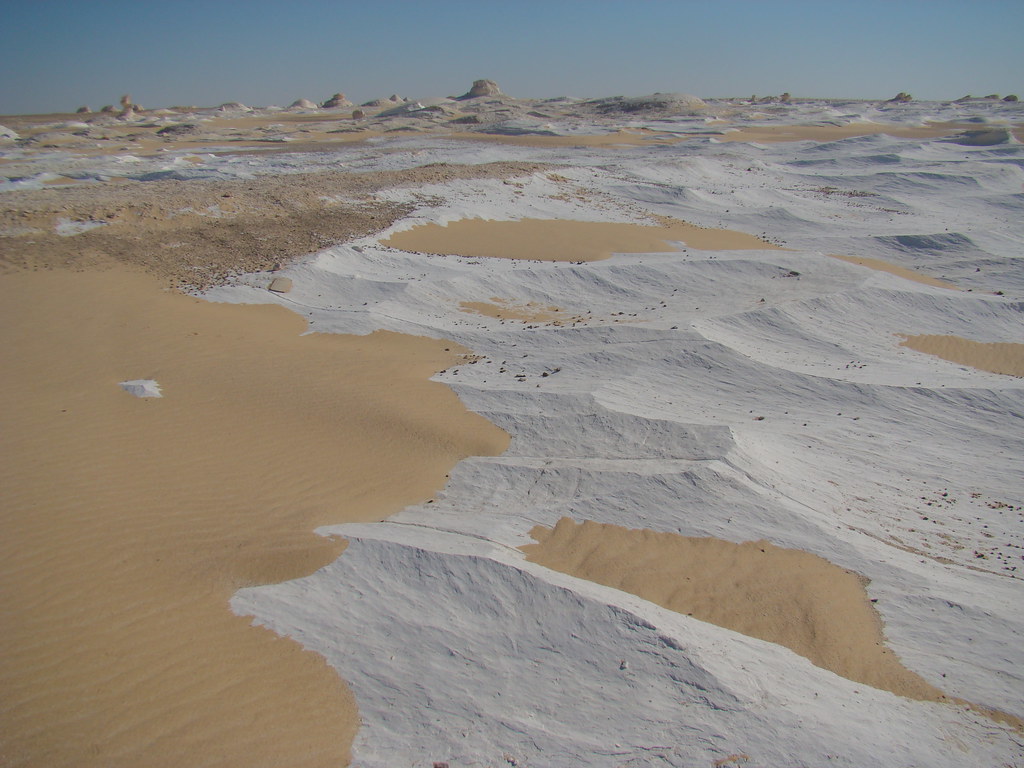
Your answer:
828,253 -> 960,289
0,264 -> 509,767
383,217 -> 779,262
522,518 -> 944,701
899,334 -> 1024,376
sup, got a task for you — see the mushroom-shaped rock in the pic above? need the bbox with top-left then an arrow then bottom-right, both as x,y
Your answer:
459,79 -> 502,99
322,93 -> 351,108
120,93 -> 133,108
288,98 -> 317,109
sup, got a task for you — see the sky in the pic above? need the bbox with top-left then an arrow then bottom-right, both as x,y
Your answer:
2,0 -> 1022,114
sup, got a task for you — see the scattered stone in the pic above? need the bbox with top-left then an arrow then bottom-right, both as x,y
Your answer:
268,277 -> 292,293
76,105 -> 91,114
459,79 -> 502,99
119,379 -> 162,398
887,92 -> 913,103
322,93 -> 351,109
288,98 -> 317,110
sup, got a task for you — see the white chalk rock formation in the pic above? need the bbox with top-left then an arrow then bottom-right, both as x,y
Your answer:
0,125 -> 18,142
288,98 -> 317,110
460,79 -> 502,99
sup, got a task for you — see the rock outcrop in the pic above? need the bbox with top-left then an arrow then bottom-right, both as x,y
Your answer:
362,95 -> 405,107
1003,94 -> 1019,102
322,93 -> 351,109
156,124 -> 200,137
586,93 -> 706,115
288,98 -> 317,110
76,106 -> 91,114
946,127 -> 1011,146
887,92 -> 913,103
459,79 -> 502,99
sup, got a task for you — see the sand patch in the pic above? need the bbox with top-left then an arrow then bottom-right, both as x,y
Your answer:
0,264 -> 509,767
459,298 -> 579,324
828,253 -> 959,289
521,518 -> 944,701
899,334 -> 1024,376
384,217 -> 778,262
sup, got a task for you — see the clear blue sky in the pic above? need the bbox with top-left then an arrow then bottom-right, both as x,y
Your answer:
2,0 -> 1022,114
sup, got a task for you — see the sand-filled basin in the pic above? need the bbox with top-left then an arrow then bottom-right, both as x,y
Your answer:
522,518 -> 944,701
900,334 -> 1024,376
383,217 -> 779,261
828,253 -> 960,289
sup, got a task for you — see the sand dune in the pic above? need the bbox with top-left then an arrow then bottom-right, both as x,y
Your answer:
0,265 -> 508,767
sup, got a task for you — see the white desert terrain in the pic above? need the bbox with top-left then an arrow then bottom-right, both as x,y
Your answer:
2,87 -> 1023,767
